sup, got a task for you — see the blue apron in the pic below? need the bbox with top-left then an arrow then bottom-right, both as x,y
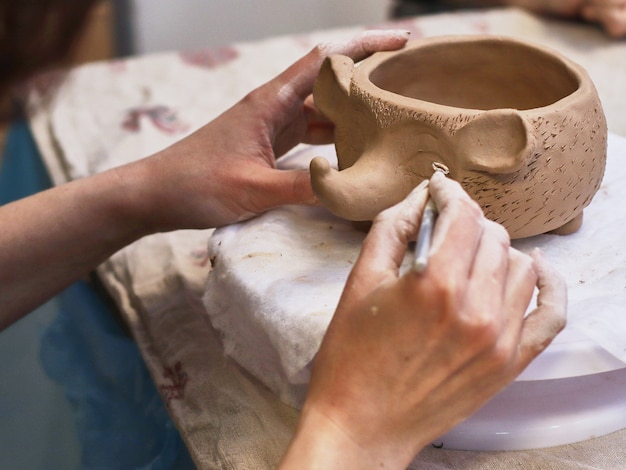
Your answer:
0,120 -> 194,470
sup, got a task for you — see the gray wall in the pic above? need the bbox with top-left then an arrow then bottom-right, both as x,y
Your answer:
125,0 -> 391,54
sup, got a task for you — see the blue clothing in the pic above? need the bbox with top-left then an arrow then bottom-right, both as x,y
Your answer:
1,120 -> 194,469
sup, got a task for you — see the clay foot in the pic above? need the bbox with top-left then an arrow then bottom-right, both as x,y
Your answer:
548,212 -> 583,235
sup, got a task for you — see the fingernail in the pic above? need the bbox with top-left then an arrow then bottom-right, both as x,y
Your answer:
369,29 -> 411,38
395,29 -> 412,39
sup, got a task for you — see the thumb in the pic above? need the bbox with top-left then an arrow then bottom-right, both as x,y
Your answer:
346,181 -> 430,290
261,168 -> 317,208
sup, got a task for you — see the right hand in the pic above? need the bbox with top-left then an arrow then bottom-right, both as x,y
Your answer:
282,172 -> 567,469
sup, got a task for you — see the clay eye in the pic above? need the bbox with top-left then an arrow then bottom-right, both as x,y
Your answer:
432,162 -> 450,175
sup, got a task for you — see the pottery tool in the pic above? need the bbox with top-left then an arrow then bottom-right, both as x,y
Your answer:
412,198 -> 438,273
412,163 -> 449,273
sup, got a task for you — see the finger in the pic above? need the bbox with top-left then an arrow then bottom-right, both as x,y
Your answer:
463,220 -> 510,329
303,97 -> 335,144
502,248 -> 537,330
516,248 -> 567,367
451,247 -> 536,377
250,167 -> 317,211
270,30 -> 410,109
582,4 -> 626,37
427,170 -> 484,280
322,29 -> 412,63
415,248 -> 546,430
258,30 -> 409,154
487,248 -> 537,368
346,181 -> 430,293
585,0 -> 626,7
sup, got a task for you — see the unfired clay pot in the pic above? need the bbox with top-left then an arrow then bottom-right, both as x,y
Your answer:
310,35 -> 607,239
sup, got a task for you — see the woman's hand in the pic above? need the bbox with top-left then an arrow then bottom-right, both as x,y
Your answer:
280,172 -> 567,469
510,0 -> 584,17
581,0 -> 626,37
127,30 -> 410,233
509,0 -> 626,37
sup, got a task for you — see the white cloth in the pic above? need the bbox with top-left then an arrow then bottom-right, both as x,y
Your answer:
204,145 -> 357,406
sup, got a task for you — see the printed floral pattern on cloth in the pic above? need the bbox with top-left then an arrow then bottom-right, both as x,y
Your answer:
179,46 -> 238,69
122,105 -> 189,134
161,361 -> 189,407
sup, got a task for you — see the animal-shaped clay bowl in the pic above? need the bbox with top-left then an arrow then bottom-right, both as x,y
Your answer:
310,35 -> 607,239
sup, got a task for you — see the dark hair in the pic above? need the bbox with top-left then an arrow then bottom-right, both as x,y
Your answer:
0,0 -> 99,117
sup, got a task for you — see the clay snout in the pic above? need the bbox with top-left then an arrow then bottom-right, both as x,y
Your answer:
310,98 -> 533,222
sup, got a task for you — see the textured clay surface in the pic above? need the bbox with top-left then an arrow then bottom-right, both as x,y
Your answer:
311,35 -> 607,239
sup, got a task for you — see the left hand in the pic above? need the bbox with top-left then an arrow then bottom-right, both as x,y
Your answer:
129,30 -> 410,232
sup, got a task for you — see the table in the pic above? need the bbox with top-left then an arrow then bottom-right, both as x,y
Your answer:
27,7 -> 626,469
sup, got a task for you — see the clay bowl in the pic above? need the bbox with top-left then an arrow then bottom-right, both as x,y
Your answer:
310,35 -> 607,239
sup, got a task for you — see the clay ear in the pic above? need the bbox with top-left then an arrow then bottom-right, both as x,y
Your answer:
313,55 -> 354,120
455,109 -> 532,174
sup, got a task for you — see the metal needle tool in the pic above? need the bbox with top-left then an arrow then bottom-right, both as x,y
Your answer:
412,198 -> 438,273
412,163 -> 449,273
